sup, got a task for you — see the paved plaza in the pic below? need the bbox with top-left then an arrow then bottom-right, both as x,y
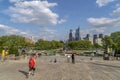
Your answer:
0,56 -> 120,80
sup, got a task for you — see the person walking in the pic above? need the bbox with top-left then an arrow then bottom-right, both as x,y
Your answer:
71,53 -> 75,64
28,55 -> 36,77
67,54 -> 71,63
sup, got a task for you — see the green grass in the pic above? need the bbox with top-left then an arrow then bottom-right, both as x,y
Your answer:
44,49 -> 56,55
72,50 -> 92,54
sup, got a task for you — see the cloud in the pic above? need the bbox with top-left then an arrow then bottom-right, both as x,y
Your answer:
111,7 -> 120,16
0,24 -> 29,36
8,0 -> 65,26
81,28 -> 105,37
58,19 -> 66,24
0,24 -> 56,40
87,17 -> 120,27
96,0 -> 116,7
43,28 -> 57,34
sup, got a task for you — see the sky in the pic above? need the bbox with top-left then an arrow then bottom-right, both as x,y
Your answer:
0,0 -> 120,41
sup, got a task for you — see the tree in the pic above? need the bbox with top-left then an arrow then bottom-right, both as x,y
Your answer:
0,35 -> 34,56
102,36 -> 113,53
110,31 -> 120,54
94,43 -> 102,49
66,40 -> 92,50
102,31 -> 120,54
35,39 -> 63,50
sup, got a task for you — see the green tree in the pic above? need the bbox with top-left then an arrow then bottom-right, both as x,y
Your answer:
35,39 -> 63,50
66,40 -> 92,50
110,31 -> 120,54
0,35 -> 34,56
94,43 -> 102,49
102,36 -> 113,52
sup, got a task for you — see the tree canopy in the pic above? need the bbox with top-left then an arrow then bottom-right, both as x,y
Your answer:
66,40 -> 92,50
35,39 -> 63,50
0,35 -> 34,56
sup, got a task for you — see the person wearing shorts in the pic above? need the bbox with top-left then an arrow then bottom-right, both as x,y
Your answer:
28,55 -> 36,76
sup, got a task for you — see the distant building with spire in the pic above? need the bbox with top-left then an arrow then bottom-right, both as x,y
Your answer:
68,27 -> 103,45
75,27 -> 81,40
69,29 -> 74,41
68,27 -> 81,41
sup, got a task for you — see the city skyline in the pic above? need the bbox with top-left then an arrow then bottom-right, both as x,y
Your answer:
68,27 -> 103,45
0,0 -> 120,41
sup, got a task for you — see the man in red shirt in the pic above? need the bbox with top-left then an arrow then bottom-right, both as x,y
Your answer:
28,55 -> 36,76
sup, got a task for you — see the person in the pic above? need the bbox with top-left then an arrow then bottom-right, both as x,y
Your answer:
90,52 -> 94,60
28,55 -> 36,77
67,54 -> 71,63
71,53 -> 75,64
54,58 -> 57,63
1,49 -> 5,61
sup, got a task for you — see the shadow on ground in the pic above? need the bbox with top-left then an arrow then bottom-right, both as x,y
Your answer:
19,70 -> 28,78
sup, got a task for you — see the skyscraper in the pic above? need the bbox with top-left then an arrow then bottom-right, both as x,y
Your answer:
75,27 -> 81,40
99,34 -> 103,38
69,29 -> 73,41
93,34 -> 97,44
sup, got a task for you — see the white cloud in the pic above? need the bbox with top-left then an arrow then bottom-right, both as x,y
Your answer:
8,0 -> 65,26
81,28 -> 105,38
0,24 -> 29,36
87,17 -> 120,27
43,28 -> 57,34
111,7 -> 120,16
58,19 -> 66,24
115,4 -> 120,8
96,0 -> 116,7
20,31 -> 28,35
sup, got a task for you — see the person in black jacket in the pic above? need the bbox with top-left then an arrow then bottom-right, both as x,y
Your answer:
71,53 -> 75,64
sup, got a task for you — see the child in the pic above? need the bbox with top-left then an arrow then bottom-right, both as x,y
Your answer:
28,55 -> 36,77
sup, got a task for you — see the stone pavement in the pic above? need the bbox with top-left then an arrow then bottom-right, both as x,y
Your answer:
0,56 -> 120,80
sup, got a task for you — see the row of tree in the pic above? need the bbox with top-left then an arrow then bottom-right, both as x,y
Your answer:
35,39 -> 63,50
0,31 -> 120,56
66,40 -> 93,50
0,35 -> 63,56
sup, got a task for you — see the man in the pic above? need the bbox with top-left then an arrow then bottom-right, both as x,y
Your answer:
71,53 -> 75,64
28,55 -> 36,77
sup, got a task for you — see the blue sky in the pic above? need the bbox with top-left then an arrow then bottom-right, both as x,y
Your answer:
0,0 -> 120,41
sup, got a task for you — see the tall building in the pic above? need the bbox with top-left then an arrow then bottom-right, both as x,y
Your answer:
69,29 -> 73,41
96,38 -> 102,46
93,34 -> 98,44
83,34 -> 93,44
93,34 -> 103,45
99,34 -> 103,38
75,27 -> 81,40
84,34 -> 90,40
